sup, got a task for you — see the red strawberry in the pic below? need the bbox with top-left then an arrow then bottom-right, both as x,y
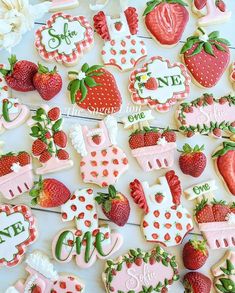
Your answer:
211,199 -> 230,221
17,152 -> 31,166
181,30 -> 230,88
95,185 -> 130,226
195,199 -> 215,223
145,77 -> 158,90
162,129 -> 176,142
213,142 -> 235,196
39,150 -> 52,163
32,139 -> 47,156
179,144 -> 207,177
0,153 -> 18,176
135,257 -> 143,266
144,128 -> 161,146
48,107 -> 60,121
33,64 -> 62,100
57,149 -> 69,160
194,0 -> 207,10
53,131 -> 67,148
216,0 -> 226,12
0,55 -> 38,92
92,135 -> 102,145
183,272 -> 212,293
30,284 -> 42,293
213,128 -> 222,138
114,21 -> 123,31
129,131 -> 145,149
144,1 -> 189,46
155,193 -> 164,203
183,239 -> 209,270
68,64 -> 122,114
30,176 -> 71,207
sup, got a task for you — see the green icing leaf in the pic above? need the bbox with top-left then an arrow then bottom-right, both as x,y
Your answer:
204,42 -> 215,56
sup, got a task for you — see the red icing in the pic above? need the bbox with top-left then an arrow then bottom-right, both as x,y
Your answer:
165,170 -> 182,206
124,7 -> 138,35
93,11 -> 110,41
145,2 -> 189,46
130,179 -> 149,213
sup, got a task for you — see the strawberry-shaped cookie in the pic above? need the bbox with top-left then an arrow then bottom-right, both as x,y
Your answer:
177,94 -> 235,138
68,63 -> 122,114
192,0 -> 231,26
181,29 -> 230,88
35,13 -> 94,66
28,105 -> 73,175
129,56 -> 191,112
212,141 -> 235,196
70,116 -> 129,187
0,149 -> 33,200
93,7 -> 147,71
130,170 -> 193,247
103,246 -> 179,293
6,251 -> 84,293
143,0 -> 189,47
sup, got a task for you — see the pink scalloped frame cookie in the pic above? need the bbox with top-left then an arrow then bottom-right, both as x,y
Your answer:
129,56 -> 191,112
35,13 -> 94,66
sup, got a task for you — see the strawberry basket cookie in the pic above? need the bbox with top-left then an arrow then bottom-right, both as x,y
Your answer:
70,116 -> 129,187
130,170 -> 193,247
93,6 -> 147,71
181,28 -> 230,88
6,251 -> 84,293
185,180 -> 235,249
0,148 -> 33,200
68,63 -> 122,115
143,0 -> 189,47
35,13 -> 94,66
123,110 -> 177,172
129,56 -> 191,112
28,105 -> 73,175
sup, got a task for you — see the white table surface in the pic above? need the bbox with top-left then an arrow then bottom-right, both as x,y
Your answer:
0,0 -> 235,292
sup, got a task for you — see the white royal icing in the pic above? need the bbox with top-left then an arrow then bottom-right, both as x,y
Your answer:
104,115 -> 117,145
70,124 -> 87,157
10,162 -> 22,173
5,287 -> 20,293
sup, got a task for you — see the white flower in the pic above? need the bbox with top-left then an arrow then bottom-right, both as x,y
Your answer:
157,137 -> 167,146
11,162 -> 22,173
77,71 -> 86,80
199,34 -> 209,42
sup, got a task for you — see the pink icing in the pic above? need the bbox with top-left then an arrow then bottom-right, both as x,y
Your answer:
110,262 -> 174,292
35,156 -> 73,175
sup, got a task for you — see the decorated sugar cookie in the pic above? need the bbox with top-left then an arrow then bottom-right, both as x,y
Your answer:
93,7 -> 147,71
177,94 -> 235,138
103,246 -> 179,293
28,106 -> 73,175
6,251 -> 84,293
143,0 -> 189,47
70,116 -> 129,187
130,170 -> 193,247
230,62 -> 235,90
0,65 -> 30,134
212,141 -> 235,196
49,0 -> 79,12
211,250 -> 235,293
52,188 -> 123,268
129,56 -> 191,112
0,205 -> 37,267
0,148 -> 33,200
123,110 -> 177,172
181,29 -> 230,88
192,0 -> 231,26
185,180 -> 235,249
35,13 -> 94,66
68,63 -> 122,114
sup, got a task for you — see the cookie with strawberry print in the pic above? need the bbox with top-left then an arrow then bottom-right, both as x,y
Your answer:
52,188 -> 123,268
68,63 -> 122,114
129,56 -> 191,112
211,250 -> 235,293
212,141 -> 235,196
102,246 -> 179,293
49,0 -> 80,12
6,251 -> 84,292
129,170 -> 193,247
0,205 -> 37,267
0,147 -> 34,200
176,94 -> 235,139
143,0 -> 189,47
93,7 -> 147,71
28,105 -> 73,175
192,0 -> 231,26
69,116 -> 129,187
35,13 -> 94,66
181,29 -> 230,88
